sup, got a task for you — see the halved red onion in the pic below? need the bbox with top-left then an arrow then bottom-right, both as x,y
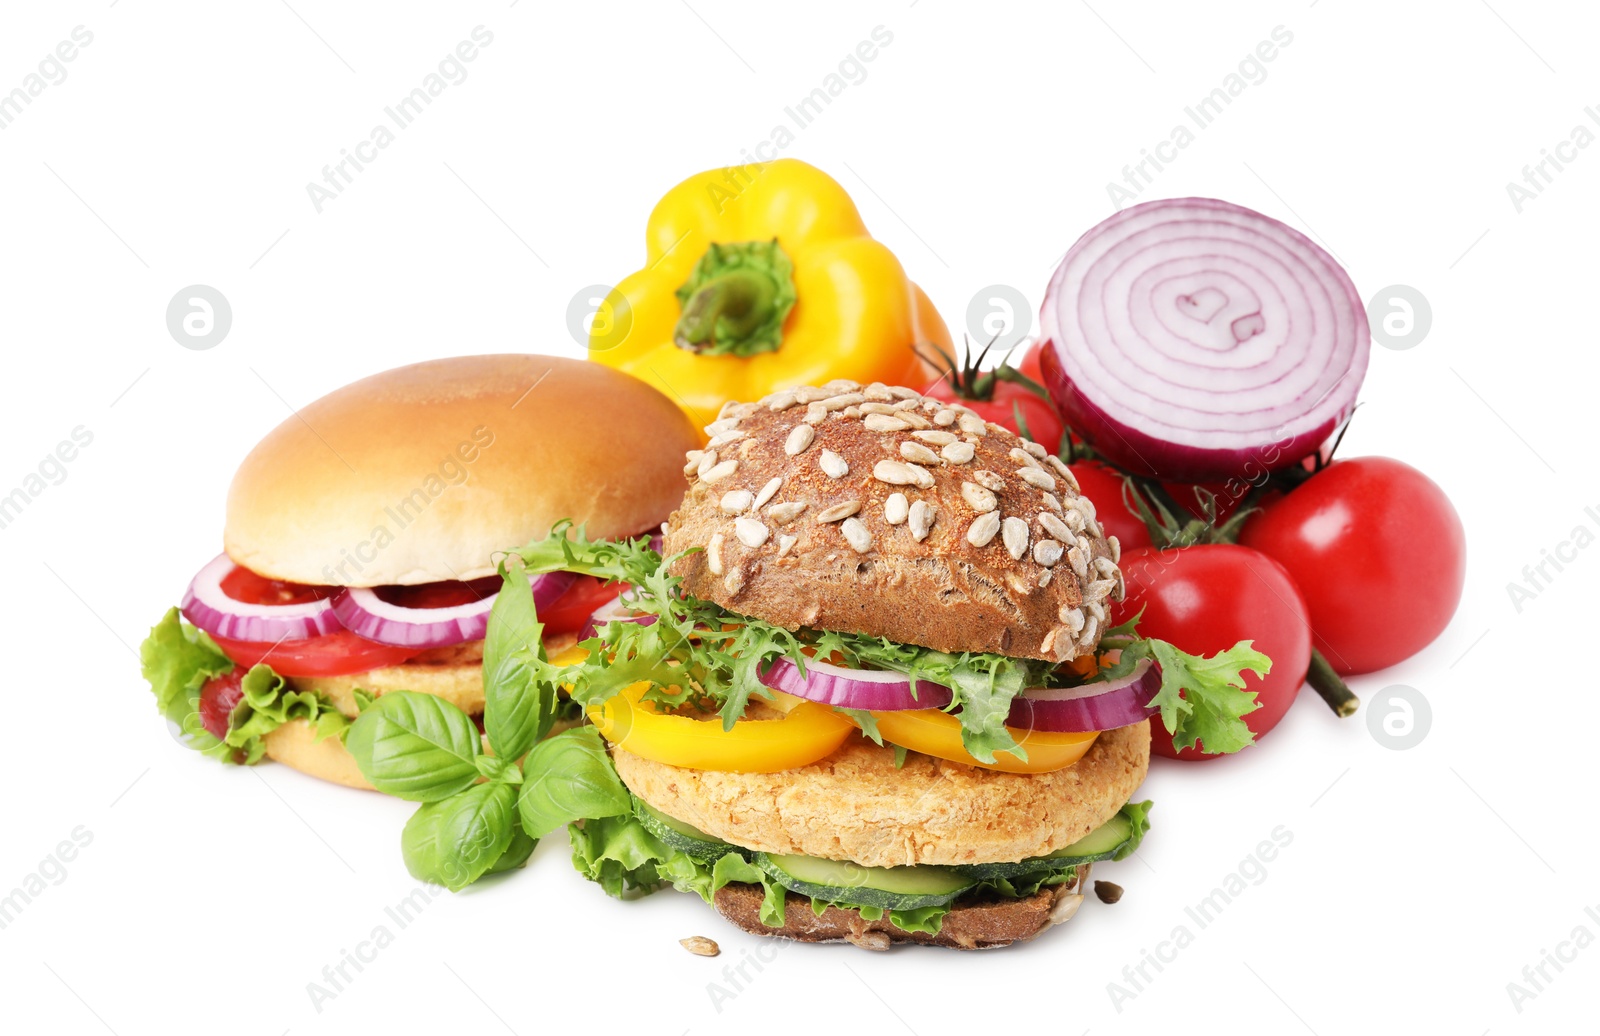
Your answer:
759,657 -> 953,711
330,571 -> 576,649
580,594 -> 658,640
1006,659 -> 1159,733
181,554 -> 340,643
1040,197 -> 1368,481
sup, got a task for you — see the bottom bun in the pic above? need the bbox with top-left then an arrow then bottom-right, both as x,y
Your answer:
713,866 -> 1088,950
263,719 -> 374,790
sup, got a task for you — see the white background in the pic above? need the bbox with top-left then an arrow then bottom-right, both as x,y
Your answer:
1,1 -> 1594,1033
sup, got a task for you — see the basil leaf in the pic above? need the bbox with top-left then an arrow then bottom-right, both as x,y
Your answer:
474,754 -> 522,784
482,553 -> 551,763
517,727 -> 631,840
488,821 -> 538,875
345,691 -> 482,801
400,783 -> 517,891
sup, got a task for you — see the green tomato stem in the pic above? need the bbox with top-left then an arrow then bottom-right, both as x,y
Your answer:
674,268 -> 780,354
1306,647 -> 1359,717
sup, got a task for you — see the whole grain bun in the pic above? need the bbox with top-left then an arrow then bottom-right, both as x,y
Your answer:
613,721 -> 1149,868
661,381 -> 1123,662
225,355 -> 697,586
713,866 -> 1088,950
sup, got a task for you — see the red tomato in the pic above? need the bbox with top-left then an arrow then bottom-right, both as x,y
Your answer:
538,576 -> 626,636
1240,457 -> 1465,675
1068,462 -> 1153,552
375,575 -> 503,610
1114,545 -> 1312,760
211,630 -> 421,678
219,566 -> 335,605
199,668 -> 245,739
924,343 -> 1065,449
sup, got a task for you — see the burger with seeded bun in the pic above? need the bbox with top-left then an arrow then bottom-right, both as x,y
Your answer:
465,378 -> 1271,949
139,355 -> 697,789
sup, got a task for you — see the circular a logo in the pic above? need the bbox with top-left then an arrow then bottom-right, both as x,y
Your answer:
166,285 -> 233,351
965,284 -> 1032,356
568,284 -> 634,353
1366,684 -> 1432,750
1365,285 -> 1431,351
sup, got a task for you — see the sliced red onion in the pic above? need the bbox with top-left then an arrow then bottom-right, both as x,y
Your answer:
330,571 -> 576,649
1006,659 -> 1160,733
759,657 -> 953,711
181,554 -> 340,643
580,593 -> 657,640
1040,197 -> 1369,481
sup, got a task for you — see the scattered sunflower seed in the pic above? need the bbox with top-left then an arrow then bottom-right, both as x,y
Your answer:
734,517 -> 770,548
1037,569 -> 1053,588
897,410 -> 931,429
819,450 -> 849,478
913,430 -> 959,445
1084,578 -> 1116,602
706,534 -> 725,575
1033,538 -> 1063,567
872,459 -> 934,488
958,413 -> 987,436
816,500 -> 861,523
704,417 -> 740,437
972,469 -> 1007,492
766,390 -> 798,412
884,492 -> 909,525
1093,556 -> 1119,578
701,459 -> 738,484
719,490 -> 753,514
1039,512 -> 1073,543
842,406 -> 861,418
1040,492 -> 1064,513
1002,516 -> 1030,560
900,441 -> 941,465
888,385 -> 922,400
864,383 -> 894,402
1067,546 -> 1089,579
822,392 -> 865,411
805,402 -> 830,425
967,510 -> 1002,547
795,386 -> 828,404
776,534 -> 798,557
785,424 -> 816,456
909,500 -> 935,541
841,517 -> 873,553
696,450 -> 718,478
767,501 -> 807,524
933,408 -> 958,427
680,936 -> 721,956
941,441 -> 976,464
683,450 -> 705,476
1023,440 -> 1048,459
752,477 -> 782,511
1059,606 -> 1085,632
1094,881 -> 1124,905
1018,467 -> 1056,491
960,482 -> 997,512
1109,534 -> 1121,563
1010,447 -> 1041,469
821,379 -> 861,394
1080,614 -> 1100,646
860,401 -> 899,416
864,414 -> 910,433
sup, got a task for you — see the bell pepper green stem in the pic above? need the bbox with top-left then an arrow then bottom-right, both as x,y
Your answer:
674,269 -> 779,354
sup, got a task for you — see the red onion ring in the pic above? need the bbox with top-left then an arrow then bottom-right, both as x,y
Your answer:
759,657 -> 953,711
1006,659 -> 1160,733
330,571 -> 576,649
181,554 -> 340,643
1040,197 -> 1368,481
580,594 -> 657,640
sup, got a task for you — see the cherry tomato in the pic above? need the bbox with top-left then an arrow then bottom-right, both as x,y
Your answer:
1240,456 -> 1465,675
211,630 -> 421,678
1068,462 -> 1153,552
1114,544 -> 1312,761
924,343 -> 1065,448
198,668 -> 245,739
538,575 -> 626,637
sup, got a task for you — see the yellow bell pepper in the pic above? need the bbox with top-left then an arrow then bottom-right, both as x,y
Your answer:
868,710 -> 1099,774
589,159 -> 951,428
588,681 -> 856,773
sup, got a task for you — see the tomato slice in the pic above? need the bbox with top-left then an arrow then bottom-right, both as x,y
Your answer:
374,575 -> 502,610
588,682 -> 855,772
868,709 -> 1099,774
210,630 -> 422,678
218,566 -> 337,606
539,575 -> 626,636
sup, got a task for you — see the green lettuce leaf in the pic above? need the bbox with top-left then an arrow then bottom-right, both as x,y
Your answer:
140,608 -> 233,728
1101,635 -> 1268,754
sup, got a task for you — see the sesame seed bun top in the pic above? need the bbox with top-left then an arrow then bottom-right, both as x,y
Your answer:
661,380 -> 1124,662
224,355 -> 698,586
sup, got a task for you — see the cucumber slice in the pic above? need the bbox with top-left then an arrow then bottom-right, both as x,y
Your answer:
632,800 -> 738,862
756,852 -> 975,911
956,810 -> 1136,880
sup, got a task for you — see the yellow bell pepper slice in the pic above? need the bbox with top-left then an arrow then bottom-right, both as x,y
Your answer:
588,682 -> 856,773
589,159 -> 950,429
869,710 -> 1099,774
